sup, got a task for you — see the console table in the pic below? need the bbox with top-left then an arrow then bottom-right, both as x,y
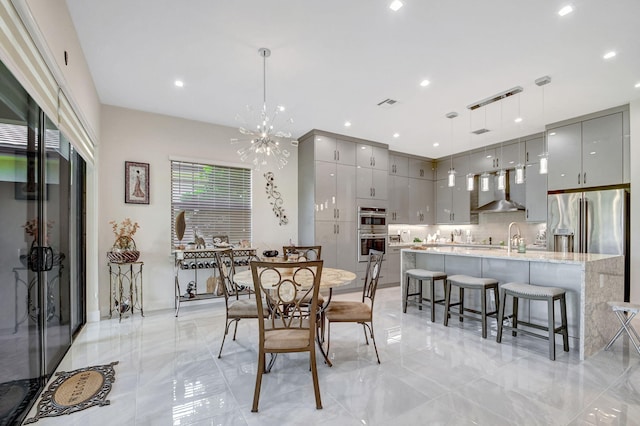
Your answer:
173,248 -> 257,316
108,261 -> 144,321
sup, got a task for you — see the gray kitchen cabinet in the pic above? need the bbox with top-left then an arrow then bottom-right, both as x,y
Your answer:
409,158 -> 433,180
436,155 -> 469,181
469,143 -> 520,172
357,143 -> 388,170
436,178 -> 471,224
315,161 -> 356,223
314,135 -> 356,165
389,154 -> 409,176
524,163 -> 547,222
469,148 -> 496,173
385,245 -> 402,285
408,177 -> 434,224
356,167 -> 388,200
388,175 -> 409,224
525,136 -> 545,165
315,221 -> 357,271
547,112 -> 623,191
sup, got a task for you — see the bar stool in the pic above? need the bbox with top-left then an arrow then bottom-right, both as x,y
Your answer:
604,301 -> 640,356
496,282 -> 569,360
443,274 -> 499,338
404,269 -> 447,322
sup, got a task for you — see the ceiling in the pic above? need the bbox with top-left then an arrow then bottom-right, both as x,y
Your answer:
64,0 -> 640,159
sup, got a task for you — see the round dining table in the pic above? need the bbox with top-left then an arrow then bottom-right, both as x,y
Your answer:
233,265 -> 356,367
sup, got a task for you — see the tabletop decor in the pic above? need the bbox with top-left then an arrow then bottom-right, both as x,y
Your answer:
264,171 -> 288,226
24,361 -> 119,424
107,218 -> 140,263
124,161 -> 149,204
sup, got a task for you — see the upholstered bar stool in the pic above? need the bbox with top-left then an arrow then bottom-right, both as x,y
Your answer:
404,269 -> 447,322
496,282 -> 569,360
443,274 -> 499,338
604,301 -> 640,356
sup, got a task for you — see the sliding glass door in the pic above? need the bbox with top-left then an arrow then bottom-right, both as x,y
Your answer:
0,59 -> 85,424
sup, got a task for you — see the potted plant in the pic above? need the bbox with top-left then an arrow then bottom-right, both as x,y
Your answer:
107,218 -> 141,263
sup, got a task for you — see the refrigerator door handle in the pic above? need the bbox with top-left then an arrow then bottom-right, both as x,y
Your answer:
584,198 -> 589,253
578,197 -> 584,253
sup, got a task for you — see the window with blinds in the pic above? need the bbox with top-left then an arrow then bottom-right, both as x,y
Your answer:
171,160 -> 251,247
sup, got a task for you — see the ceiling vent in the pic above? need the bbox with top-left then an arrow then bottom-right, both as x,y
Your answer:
472,128 -> 490,135
467,86 -> 523,110
535,75 -> 552,86
377,98 -> 398,109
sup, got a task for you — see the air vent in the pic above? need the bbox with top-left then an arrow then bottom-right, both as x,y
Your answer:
290,140 -> 299,147
467,86 -> 523,110
535,75 -> 552,86
377,98 -> 399,108
472,128 -> 490,135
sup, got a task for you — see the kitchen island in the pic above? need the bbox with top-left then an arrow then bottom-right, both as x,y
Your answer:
401,246 -> 624,360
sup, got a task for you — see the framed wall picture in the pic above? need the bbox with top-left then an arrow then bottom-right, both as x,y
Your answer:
125,161 -> 149,204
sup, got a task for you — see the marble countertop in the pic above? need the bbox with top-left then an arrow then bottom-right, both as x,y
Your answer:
401,245 -> 621,265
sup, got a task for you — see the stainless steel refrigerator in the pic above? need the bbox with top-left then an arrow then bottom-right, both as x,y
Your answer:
548,188 -> 630,300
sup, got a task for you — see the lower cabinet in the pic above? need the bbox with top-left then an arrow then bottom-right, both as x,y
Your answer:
315,221 -> 356,273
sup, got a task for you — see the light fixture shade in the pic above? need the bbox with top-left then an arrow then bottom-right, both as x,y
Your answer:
515,164 -> 525,184
497,170 -> 506,190
466,173 -> 475,191
448,168 -> 456,187
539,153 -> 548,174
480,172 -> 491,192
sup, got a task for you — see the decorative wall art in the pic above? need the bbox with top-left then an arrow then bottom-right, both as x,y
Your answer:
264,172 -> 288,226
125,161 -> 149,204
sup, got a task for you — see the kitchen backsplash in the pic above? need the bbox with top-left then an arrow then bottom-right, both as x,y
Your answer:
389,211 -> 547,247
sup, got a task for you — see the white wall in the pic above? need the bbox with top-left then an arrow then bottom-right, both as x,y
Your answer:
98,105 -> 299,315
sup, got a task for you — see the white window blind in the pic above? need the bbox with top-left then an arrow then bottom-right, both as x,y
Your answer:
171,160 -> 251,247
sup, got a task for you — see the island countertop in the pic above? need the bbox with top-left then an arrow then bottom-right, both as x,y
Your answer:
401,246 -> 620,265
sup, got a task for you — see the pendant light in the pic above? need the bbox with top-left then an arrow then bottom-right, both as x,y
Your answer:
466,110 -> 475,191
446,112 -> 458,187
497,102 -> 507,191
514,94 -> 525,184
537,76 -> 551,174
480,108 -> 491,192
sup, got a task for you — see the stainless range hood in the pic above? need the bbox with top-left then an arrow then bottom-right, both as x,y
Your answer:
473,170 -> 525,213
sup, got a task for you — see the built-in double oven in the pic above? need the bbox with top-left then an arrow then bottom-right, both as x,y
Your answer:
357,207 -> 387,262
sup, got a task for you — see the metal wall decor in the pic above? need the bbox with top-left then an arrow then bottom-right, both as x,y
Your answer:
264,172 -> 288,226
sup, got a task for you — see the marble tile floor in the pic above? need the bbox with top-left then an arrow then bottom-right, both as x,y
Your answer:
24,288 -> 640,426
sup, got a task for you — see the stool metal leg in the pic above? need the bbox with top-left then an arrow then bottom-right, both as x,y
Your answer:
459,287 -> 464,323
403,275 -> 410,313
443,280 -> 451,327
560,294 -> 569,352
481,287 -> 487,338
605,310 -> 640,355
429,278 -> 436,323
512,296 -> 519,337
496,289 -> 507,343
548,296 -> 556,360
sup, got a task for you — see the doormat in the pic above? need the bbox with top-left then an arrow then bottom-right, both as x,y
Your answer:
24,361 -> 119,424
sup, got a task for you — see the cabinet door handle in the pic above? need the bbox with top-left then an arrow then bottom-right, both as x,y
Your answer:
526,209 -> 529,219
337,224 -> 339,234
337,151 -> 340,161
373,157 -> 376,167
334,150 -> 337,161
584,172 -> 586,184
373,188 -> 376,197
496,158 -> 499,168
337,209 -> 340,219
578,173 -> 581,185
526,152 -> 529,162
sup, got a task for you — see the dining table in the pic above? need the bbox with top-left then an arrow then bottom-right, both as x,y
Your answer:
233,265 -> 356,367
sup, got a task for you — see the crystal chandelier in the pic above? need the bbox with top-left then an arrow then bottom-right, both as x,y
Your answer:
232,48 -> 293,170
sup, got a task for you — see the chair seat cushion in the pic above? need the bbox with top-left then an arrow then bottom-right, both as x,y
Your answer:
325,301 -> 371,322
264,328 -> 311,350
228,300 -> 267,318
448,274 -> 498,287
502,282 -> 565,298
607,301 -> 640,313
406,269 -> 446,280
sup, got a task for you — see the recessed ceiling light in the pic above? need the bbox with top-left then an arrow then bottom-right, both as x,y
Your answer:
174,80 -> 184,87
603,51 -> 616,60
558,5 -> 573,16
549,132 -> 556,136
433,142 -> 439,147
344,121 -> 352,127
635,82 -> 640,88
420,79 -> 430,87
393,133 -> 400,138
389,0 -> 403,12
514,117 -> 523,123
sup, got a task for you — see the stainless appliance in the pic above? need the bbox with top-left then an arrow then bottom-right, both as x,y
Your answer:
358,207 -> 387,262
548,188 -> 630,299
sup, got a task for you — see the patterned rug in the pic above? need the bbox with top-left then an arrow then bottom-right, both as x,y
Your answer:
24,361 -> 118,424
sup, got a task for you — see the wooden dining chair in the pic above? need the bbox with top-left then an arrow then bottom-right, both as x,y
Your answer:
214,249 -> 267,358
250,260 -> 324,412
324,249 -> 383,364
282,245 -> 322,261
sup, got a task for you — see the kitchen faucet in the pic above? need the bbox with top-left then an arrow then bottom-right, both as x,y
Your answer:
508,222 -> 521,254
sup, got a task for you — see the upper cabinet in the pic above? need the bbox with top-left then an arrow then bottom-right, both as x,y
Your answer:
314,135 -> 356,165
525,136 -> 545,165
409,158 -> 433,180
469,142 -> 522,172
435,178 -> 473,224
356,143 -> 388,170
389,154 -> 409,176
547,111 -> 624,191
435,156 -> 468,181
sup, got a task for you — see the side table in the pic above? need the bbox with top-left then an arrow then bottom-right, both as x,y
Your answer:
108,262 -> 144,321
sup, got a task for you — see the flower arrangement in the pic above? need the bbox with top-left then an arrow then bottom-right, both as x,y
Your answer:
109,218 -> 140,251
22,219 -> 54,244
